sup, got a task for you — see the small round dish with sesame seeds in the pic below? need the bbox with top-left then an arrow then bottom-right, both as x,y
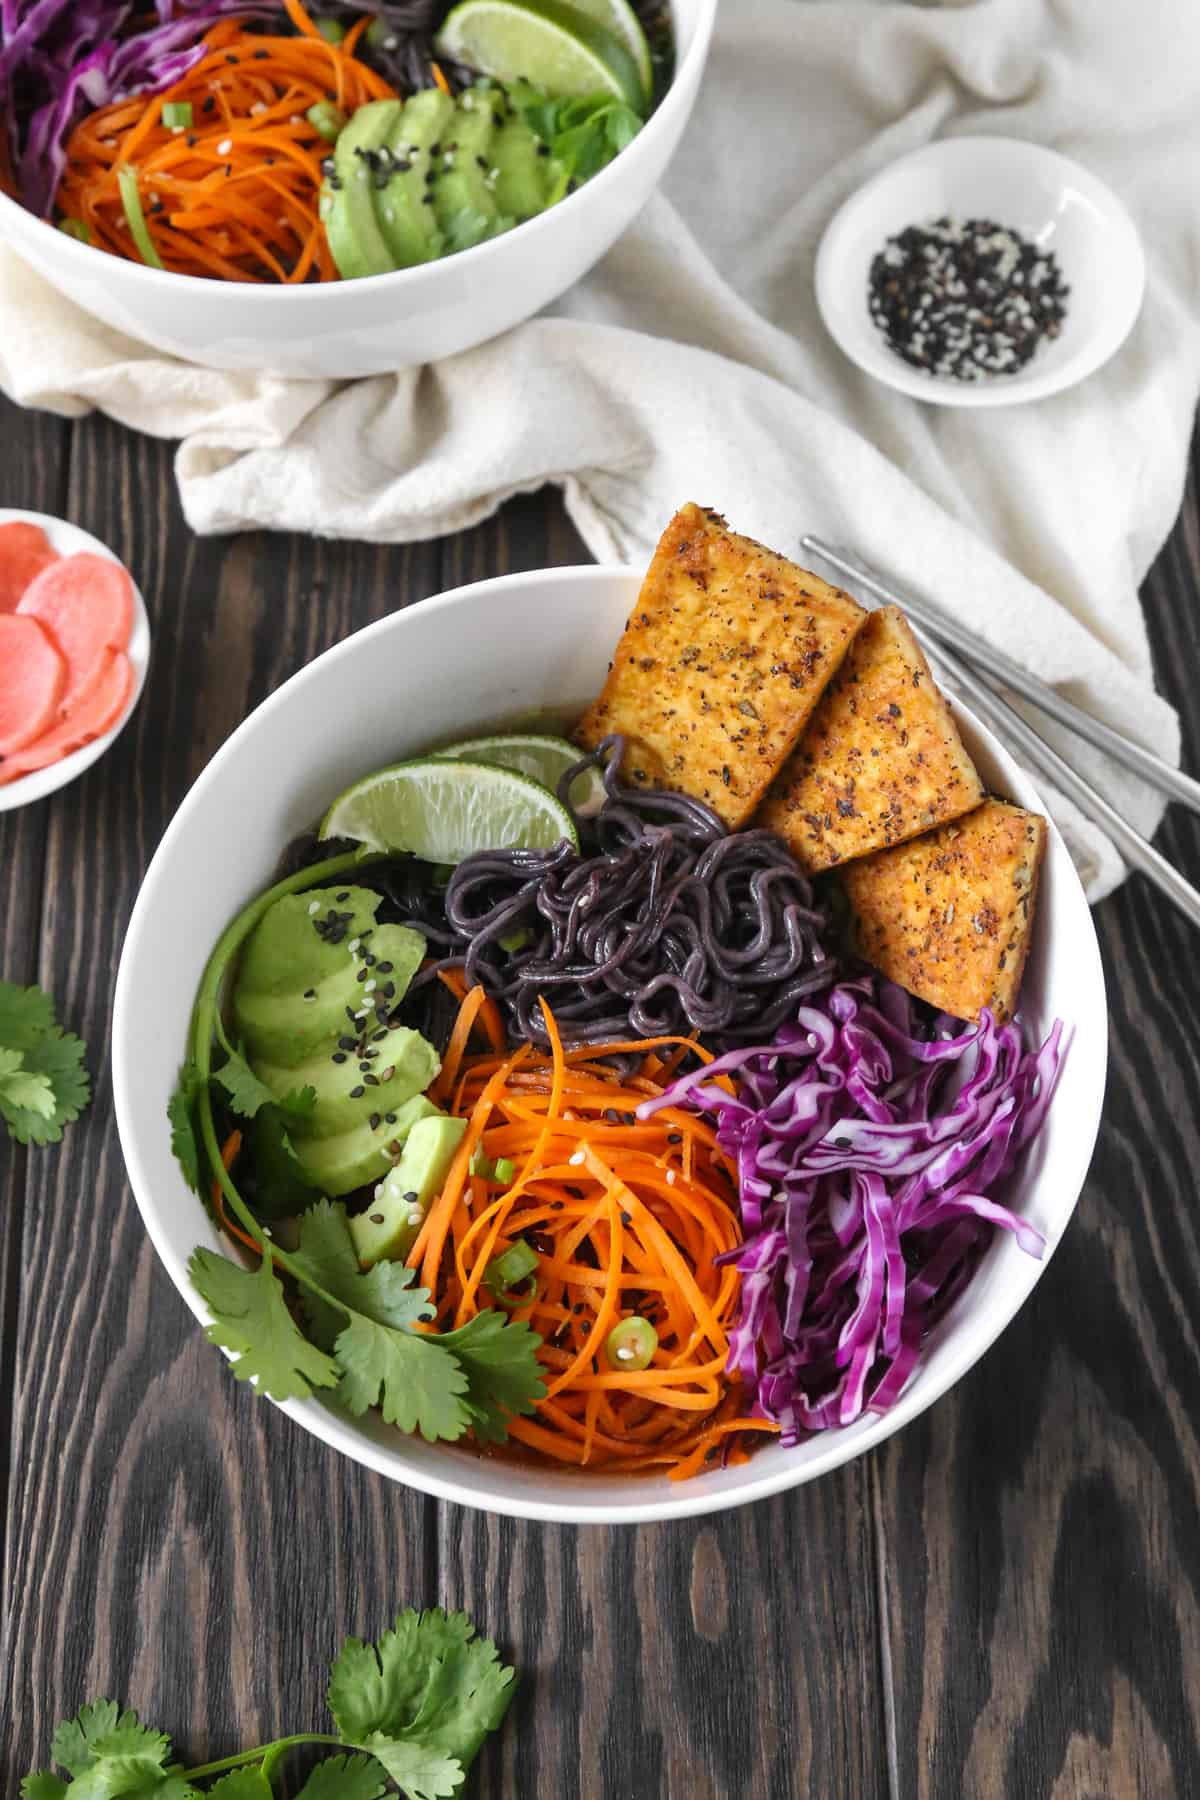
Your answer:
815,135 -> 1145,407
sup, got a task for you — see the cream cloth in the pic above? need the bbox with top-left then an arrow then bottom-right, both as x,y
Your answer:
3,0 -> 1198,898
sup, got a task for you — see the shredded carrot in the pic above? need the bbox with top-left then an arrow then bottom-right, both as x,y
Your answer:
55,7 -> 400,283
431,61 -> 452,96
211,1128 -> 261,1255
437,966 -> 506,1054
410,987 -> 777,1476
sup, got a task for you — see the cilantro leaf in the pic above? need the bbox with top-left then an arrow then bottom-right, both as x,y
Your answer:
0,1047 -> 56,1120
0,978 -> 54,1050
293,1753 -> 390,1799
189,1248 -> 340,1402
51,1701 -> 129,1774
0,993 -> 91,1145
20,1776 -> 67,1799
333,1316 -> 470,1442
168,1063 -> 204,1193
295,1200 -> 434,1351
213,1050 -> 278,1120
355,1738 -> 462,1800
329,1610 -> 515,1798
440,1309 -> 545,1445
243,1107 -> 320,1221
41,1700 -> 195,1795
207,1770 -> 273,1797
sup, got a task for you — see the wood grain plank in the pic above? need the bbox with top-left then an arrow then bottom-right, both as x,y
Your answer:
0,401 -> 72,1662
0,408 -> 447,1784
876,430 -> 1200,1800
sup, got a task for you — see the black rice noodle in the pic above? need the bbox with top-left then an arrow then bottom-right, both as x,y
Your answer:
415,736 -> 837,1049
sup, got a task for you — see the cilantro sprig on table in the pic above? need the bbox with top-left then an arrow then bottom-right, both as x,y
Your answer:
169,851 -> 544,1444
24,1607 -> 516,1799
0,979 -> 90,1146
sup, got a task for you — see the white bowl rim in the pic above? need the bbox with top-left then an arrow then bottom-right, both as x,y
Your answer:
815,133 -> 1147,409
113,562 -> 1107,1524
0,506 -> 150,812
0,0 -> 717,303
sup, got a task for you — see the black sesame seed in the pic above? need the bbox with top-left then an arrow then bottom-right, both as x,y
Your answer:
620,1211 -> 632,1226
350,1084 -> 366,1098
202,96 -> 216,113
332,1052 -> 347,1064
403,1190 -> 419,1204
346,1007 -> 359,1025
303,987 -> 316,999
369,1112 -> 381,1130
336,891 -> 349,901
338,1035 -> 356,1051
369,1212 -> 385,1225
388,1139 -> 403,1155
364,1073 -> 380,1087
667,1132 -> 682,1144
385,1112 -> 397,1124
372,1027 -> 388,1042
377,961 -> 394,974
603,1107 -> 620,1123
382,982 -> 395,999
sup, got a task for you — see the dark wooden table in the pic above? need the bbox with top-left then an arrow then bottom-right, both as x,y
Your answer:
1,395 -> 1198,1800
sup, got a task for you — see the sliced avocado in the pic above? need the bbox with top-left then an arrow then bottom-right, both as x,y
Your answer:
232,886 -> 424,1068
323,98 -> 405,279
350,1114 -> 468,1266
255,1025 -> 439,1141
490,110 -> 554,222
294,1092 -> 441,1198
431,85 -> 501,252
374,88 -> 455,267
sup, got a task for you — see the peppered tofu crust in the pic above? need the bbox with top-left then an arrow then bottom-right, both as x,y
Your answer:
573,503 -> 867,829
840,798 -> 1047,1023
757,606 -> 984,872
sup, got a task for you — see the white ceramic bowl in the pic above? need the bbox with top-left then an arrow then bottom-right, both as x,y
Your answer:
815,136 -> 1145,407
0,508 -> 150,813
0,2 -> 715,379
113,564 -> 1107,1523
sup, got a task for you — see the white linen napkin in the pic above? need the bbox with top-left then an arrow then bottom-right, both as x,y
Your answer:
3,0 -> 1198,900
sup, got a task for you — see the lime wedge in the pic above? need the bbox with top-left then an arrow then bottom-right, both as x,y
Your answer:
319,758 -> 579,861
561,0 -> 652,102
434,0 -> 645,111
432,732 -> 608,816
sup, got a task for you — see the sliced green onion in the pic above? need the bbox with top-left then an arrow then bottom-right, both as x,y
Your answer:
161,101 -> 194,130
604,1316 -> 658,1372
58,218 -> 91,243
492,1157 -> 515,1185
498,927 -> 532,954
470,1145 -> 496,1179
307,101 -> 347,143
315,16 -> 346,42
483,1239 -> 539,1304
116,165 -> 164,270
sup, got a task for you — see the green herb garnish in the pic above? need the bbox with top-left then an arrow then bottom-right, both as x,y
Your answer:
0,980 -> 91,1146
161,101 -> 194,130
23,1608 -> 516,1798
169,853 -> 544,1441
117,164 -> 165,269
512,84 -> 643,197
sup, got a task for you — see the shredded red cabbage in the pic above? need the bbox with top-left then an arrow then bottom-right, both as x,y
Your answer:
638,976 -> 1064,1441
2,2 -> 279,216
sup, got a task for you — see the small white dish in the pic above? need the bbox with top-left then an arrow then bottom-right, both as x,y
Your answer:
113,564 -> 1106,1525
815,135 -> 1146,408
0,509 -> 150,812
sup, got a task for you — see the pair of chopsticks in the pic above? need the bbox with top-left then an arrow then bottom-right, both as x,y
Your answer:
801,538 -> 1200,931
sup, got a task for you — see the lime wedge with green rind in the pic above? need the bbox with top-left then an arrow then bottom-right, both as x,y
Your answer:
432,731 -> 607,816
318,758 -> 579,862
556,0 -> 652,102
435,0 -> 645,111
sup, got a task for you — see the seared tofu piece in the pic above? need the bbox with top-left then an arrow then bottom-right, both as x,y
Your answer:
757,606 -> 983,871
840,798 -> 1047,1023
573,503 -> 866,829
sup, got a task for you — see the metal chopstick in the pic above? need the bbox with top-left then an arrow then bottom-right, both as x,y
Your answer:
800,541 -> 1200,933
801,536 -> 1200,820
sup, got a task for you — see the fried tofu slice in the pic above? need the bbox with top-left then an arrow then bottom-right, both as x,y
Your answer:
573,503 -> 867,829
757,606 -> 984,871
840,799 -> 1047,1023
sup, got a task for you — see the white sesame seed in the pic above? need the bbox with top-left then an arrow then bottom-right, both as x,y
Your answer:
568,1150 -> 586,1166
373,1184 -> 384,1202
666,1169 -> 677,1185
616,1345 -> 635,1362
216,136 -> 233,156
364,980 -> 377,995
406,1208 -> 424,1226
348,938 -> 361,953
308,900 -> 320,915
